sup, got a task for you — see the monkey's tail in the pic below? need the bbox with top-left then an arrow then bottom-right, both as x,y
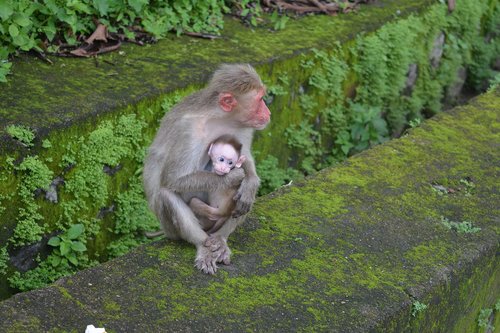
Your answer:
144,230 -> 165,238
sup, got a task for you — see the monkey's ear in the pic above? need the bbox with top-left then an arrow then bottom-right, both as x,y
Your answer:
208,143 -> 214,156
219,93 -> 237,112
235,155 -> 246,168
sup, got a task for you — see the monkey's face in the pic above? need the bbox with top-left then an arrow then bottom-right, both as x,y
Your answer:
209,143 -> 243,176
238,88 -> 271,130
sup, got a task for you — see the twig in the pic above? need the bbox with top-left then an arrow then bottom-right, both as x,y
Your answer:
183,31 -> 222,40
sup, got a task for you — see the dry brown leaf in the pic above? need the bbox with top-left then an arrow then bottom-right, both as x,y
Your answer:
86,24 -> 108,44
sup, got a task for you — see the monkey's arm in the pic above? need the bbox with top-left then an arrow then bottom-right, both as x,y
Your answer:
170,169 -> 244,193
232,157 -> 260,218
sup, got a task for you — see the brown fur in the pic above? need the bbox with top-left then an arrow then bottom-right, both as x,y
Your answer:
189,135 -> 245,234
143,64 -> 269,274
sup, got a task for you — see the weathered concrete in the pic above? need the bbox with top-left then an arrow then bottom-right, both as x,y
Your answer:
0,88 -> 498,332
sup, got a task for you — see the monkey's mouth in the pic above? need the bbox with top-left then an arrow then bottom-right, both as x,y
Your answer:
254,122 -> 270,130
215,170 -> 227,176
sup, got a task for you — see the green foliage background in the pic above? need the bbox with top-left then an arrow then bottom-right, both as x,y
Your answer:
0,0 -> 286,82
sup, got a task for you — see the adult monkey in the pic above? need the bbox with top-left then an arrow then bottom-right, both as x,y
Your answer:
143,64 -> 270,274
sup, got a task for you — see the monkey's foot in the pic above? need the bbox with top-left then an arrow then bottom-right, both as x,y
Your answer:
195,247 -> 218,275
194,236 -> 232,273
216,238 -> 231,265
194,236 -> 225,274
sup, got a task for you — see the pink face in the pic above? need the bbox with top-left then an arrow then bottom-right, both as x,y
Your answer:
219,88 -> 271,130
245,88 -> 271,130
209,142 -> 246,176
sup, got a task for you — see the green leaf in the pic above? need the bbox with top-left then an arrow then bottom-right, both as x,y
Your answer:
93,0 -> 109,16
68,0 -> 91,14
8,24 -> 19,37
128,0 -> 148,13
50,256 -> 61,267
67,224 -> 84,239
60,241 -> 71,256
0,1 -> 13,21
13,14 -> 31,27
71,241 -> 87,252
67,254 -> 78,265
43,19 -> 57,41
47,236 -> 61,247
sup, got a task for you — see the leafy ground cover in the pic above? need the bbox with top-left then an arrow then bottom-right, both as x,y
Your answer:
0,0 -> 371,82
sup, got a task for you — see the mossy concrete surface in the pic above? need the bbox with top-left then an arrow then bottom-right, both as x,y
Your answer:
0,89 -> 498,332
0,0 -> 433,153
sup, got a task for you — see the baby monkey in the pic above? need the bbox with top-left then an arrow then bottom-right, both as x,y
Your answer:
189,135 -> 246,234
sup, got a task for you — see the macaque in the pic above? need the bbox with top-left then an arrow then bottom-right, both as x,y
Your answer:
143,64 -> 270,274
189,135 -> 246,235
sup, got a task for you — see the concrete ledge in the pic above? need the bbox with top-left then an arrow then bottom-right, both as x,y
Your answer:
0,90 -> 498,332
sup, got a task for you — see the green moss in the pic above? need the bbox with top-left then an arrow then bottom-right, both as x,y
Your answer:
5,317 -> 42,333
12,156 -> 53,246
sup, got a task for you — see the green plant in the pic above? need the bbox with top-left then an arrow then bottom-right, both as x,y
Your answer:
107,180 -> 158,258
459,178 -> 476,196
478,308 -> 493,331
348,104 -> 389,154
42,139 -> 52,149
285,121 -> 323,173
0,247 -> 8,275
270,10 -> 289,31
256,155 -> 301,195
411,300 -> 428,317
334,130 -> 355,158
12,156 -> 53,246
0,0 -> 229,82
408,117 -> 422,128
309,48 -> 348,102
440,216 -> 481,234
235,0 -> 263,27
487,73 -> 500,92
48,224 -> 87,267
6,124 -> 35,147
0,60 -> 12,83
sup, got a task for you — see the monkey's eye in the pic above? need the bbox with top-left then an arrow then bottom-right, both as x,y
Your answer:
218,157 -> 225,163
228,161 -> 233,166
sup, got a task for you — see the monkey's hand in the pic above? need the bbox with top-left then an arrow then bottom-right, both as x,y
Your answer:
231,175 -> 260,218
224,167 -> 245,188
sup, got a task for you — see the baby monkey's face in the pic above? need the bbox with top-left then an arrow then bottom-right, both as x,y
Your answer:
209,143 -> 246,176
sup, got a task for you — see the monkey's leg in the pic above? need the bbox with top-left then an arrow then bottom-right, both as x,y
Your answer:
160,188 -> 206,243
206,217 -> 228,234
160,188 -> 226,274
189,197 -> 224,222
210,215 -> 246,265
